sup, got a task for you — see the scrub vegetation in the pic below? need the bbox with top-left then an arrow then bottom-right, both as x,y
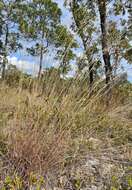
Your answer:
0,0 -> 132,189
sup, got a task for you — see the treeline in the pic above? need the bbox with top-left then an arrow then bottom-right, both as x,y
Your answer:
0,0 -> 132,87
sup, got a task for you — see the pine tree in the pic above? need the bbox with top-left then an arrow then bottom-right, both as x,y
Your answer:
65,0 -> 98,89
54,25 -> 78,76
97,0 -> 112,84
18,0 -> 62,79
0,0 -> 22,79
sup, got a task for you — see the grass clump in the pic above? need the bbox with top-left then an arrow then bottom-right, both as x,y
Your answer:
0,78 -> 132,189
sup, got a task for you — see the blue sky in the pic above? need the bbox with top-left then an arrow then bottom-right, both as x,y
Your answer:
8,0 -> 132,81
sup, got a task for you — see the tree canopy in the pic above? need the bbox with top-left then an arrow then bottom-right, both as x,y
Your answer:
0,0 -> 131,86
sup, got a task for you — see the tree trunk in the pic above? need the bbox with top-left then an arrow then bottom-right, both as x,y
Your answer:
1,59 -> 5,79
2,24 -> 8,80
71,0 -> 94,88
89,62 -> 94,88
38,28 -> 45,79
38,46 -> 43,79
98,0 -> 112,84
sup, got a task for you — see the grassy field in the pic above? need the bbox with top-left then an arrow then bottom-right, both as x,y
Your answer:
0,79 -> 132,190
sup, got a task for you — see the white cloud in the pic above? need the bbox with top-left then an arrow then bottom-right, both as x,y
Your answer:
7,56 -> 39,76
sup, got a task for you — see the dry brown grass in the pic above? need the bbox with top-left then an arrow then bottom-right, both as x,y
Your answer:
0,79 -> 132,189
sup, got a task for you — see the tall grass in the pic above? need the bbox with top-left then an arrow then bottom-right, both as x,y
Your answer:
0,74 -> 132,189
